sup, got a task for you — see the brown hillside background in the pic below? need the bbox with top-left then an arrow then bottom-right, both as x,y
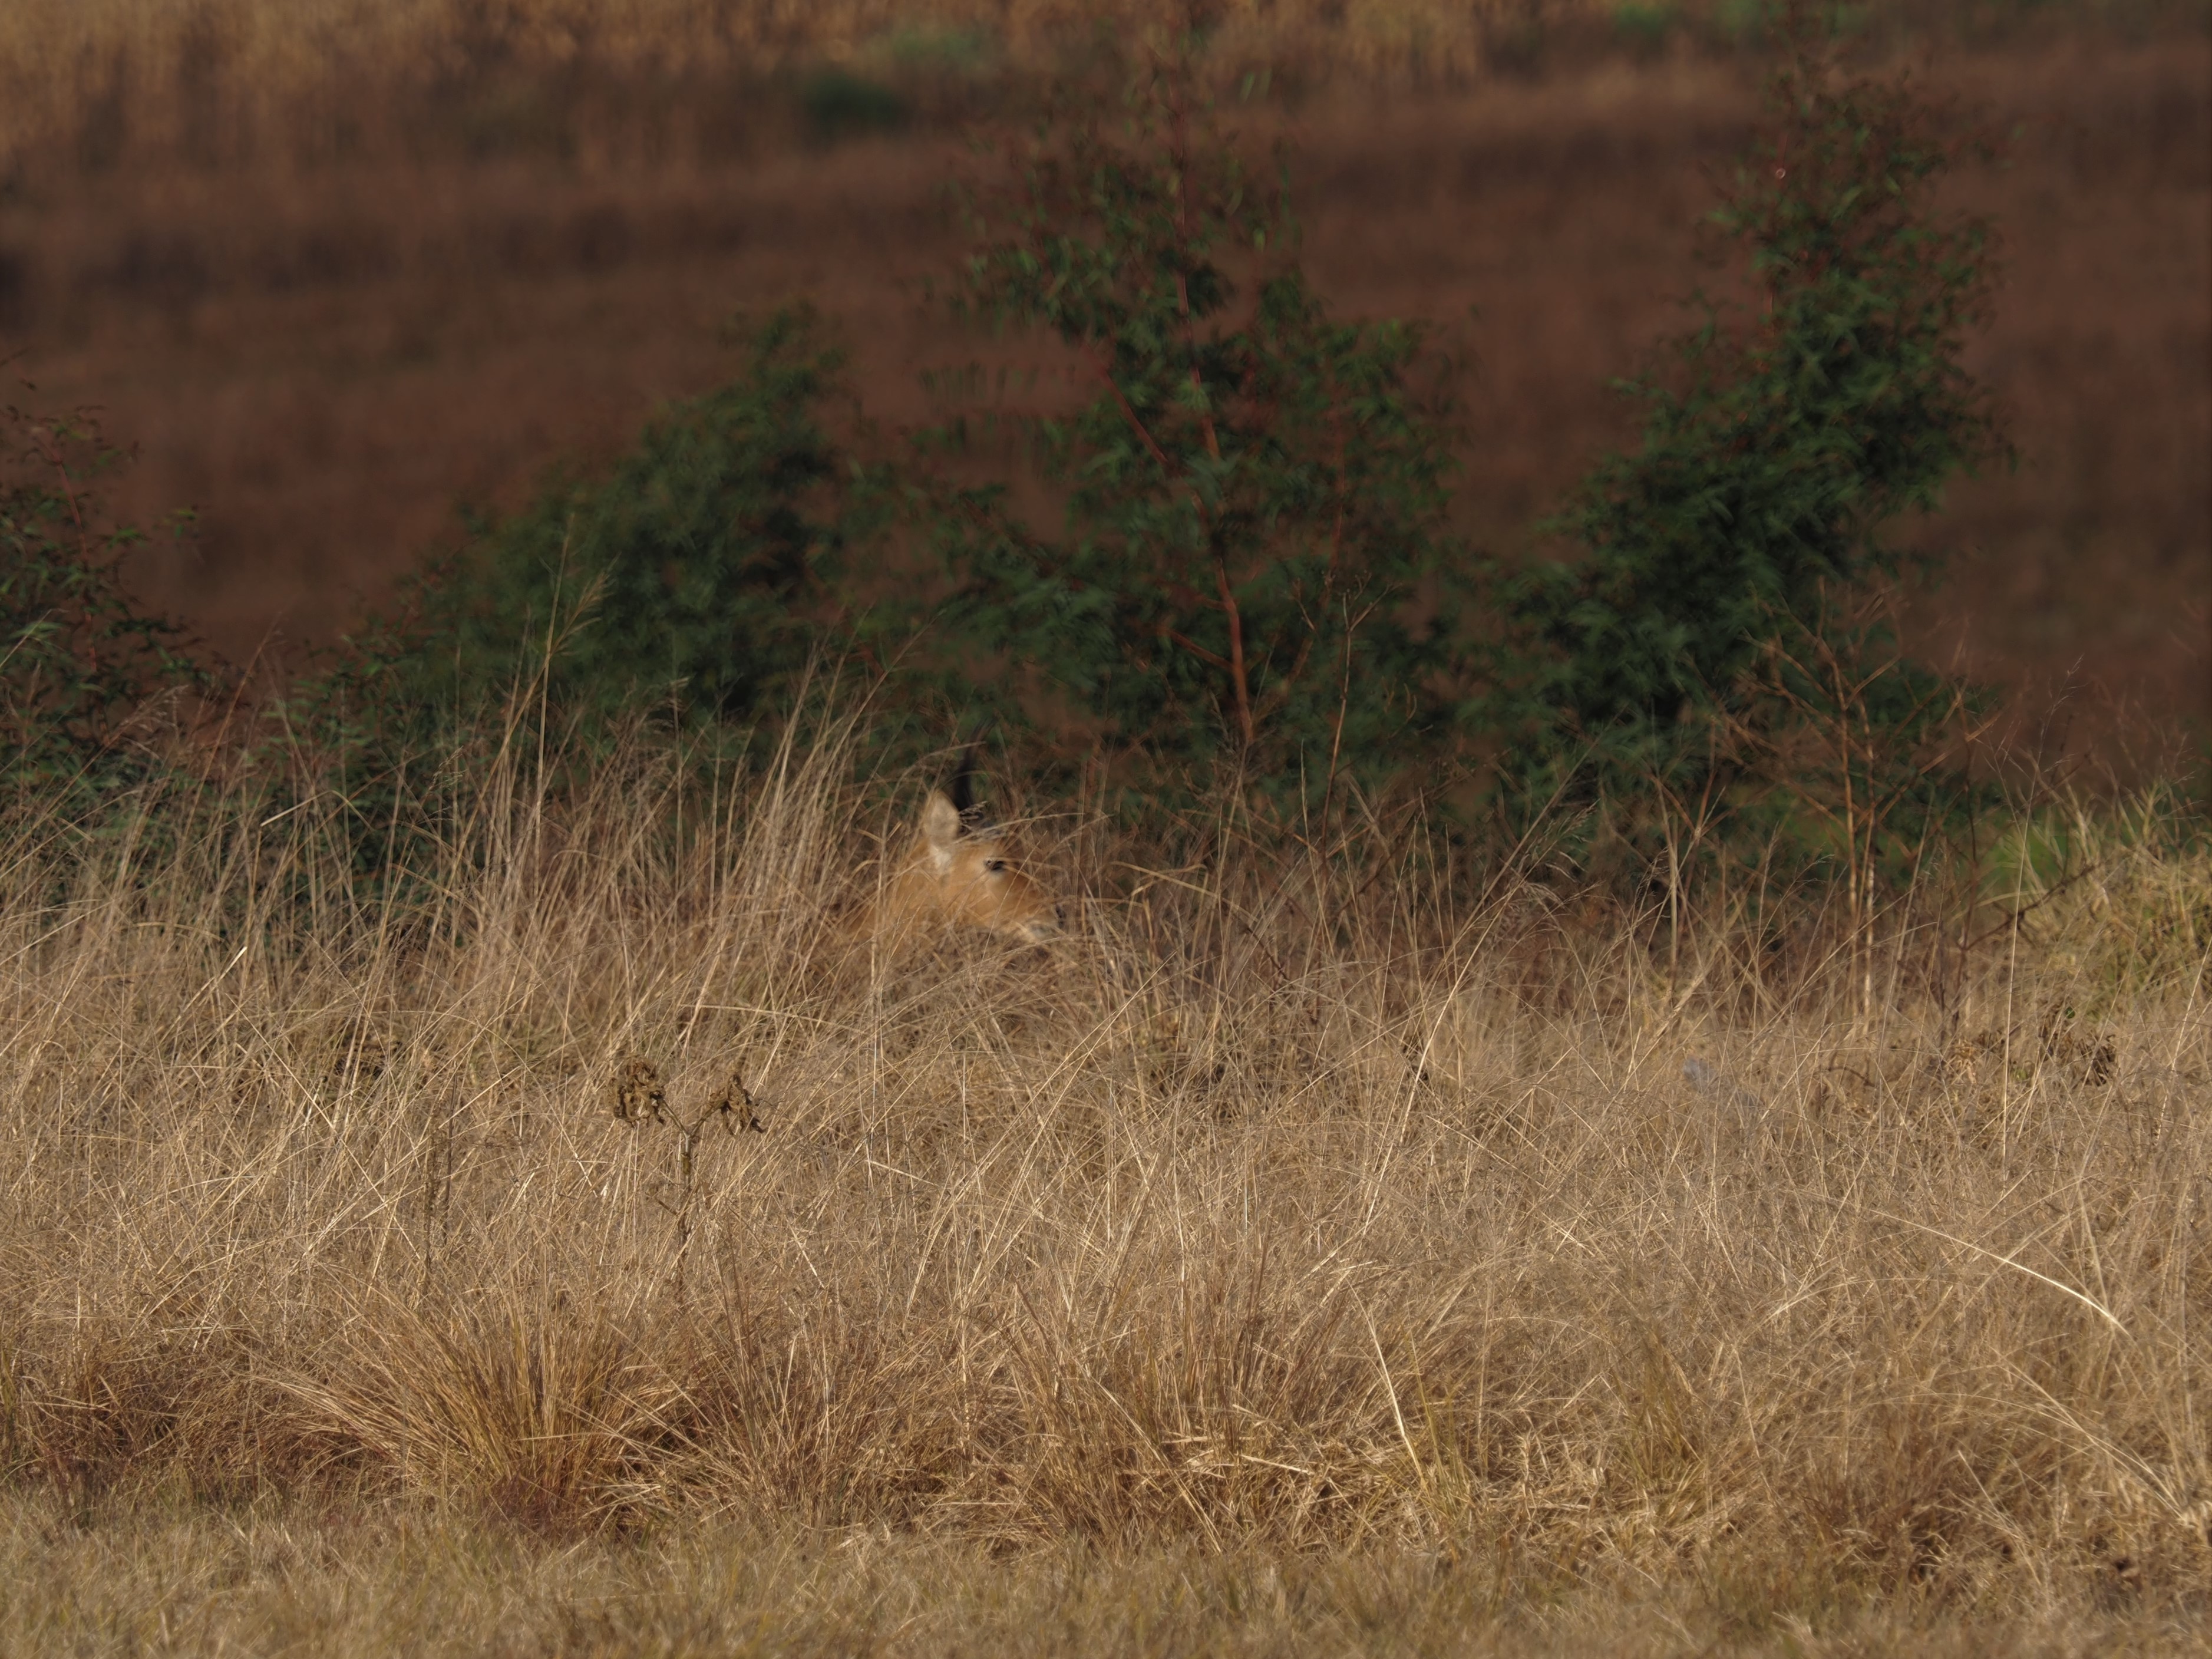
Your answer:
0,4 -> 2205,767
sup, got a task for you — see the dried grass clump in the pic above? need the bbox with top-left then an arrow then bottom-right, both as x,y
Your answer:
0,721 -> 2206,1645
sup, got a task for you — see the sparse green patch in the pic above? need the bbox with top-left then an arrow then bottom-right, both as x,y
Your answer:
1,405 -> 203,814
800,67 -> 914,145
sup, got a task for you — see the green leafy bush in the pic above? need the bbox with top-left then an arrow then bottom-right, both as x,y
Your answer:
1495,32 -> 2006,850
907,54 -> 1468,816
1,406 -> 202,811
359,308 -> 858,750
275,310 -> 861,887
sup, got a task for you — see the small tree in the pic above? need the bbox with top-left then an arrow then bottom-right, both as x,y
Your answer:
910,47 -> 1467,818
1497,24 -> 2007,847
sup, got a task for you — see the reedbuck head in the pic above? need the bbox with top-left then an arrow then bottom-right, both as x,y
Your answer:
863,764 -> 1059,951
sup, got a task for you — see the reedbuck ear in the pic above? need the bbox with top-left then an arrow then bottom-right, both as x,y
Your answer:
920,789 -> 963,868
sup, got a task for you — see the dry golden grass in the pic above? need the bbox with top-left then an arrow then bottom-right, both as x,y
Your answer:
0,714 -> 2206,1651
0,0 -> 1579,177
3,0 -> 2190,180
0,1500 -> 2203,1656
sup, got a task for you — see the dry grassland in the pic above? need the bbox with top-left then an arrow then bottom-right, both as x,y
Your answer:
2,0 -> 2185,179
2,720 -> 2207,1652
0,0 -> 1613,182
0,0 -> 2043,173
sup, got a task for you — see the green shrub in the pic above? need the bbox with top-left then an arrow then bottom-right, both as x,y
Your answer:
904,51 -> 1469,817
1494,28 -> 2007,855
277,310 -> 863,885
358,308 -> 857,751
1,405 -> 203,812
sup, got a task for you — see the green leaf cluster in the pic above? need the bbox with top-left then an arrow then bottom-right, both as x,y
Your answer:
263,309 -> 863,889
1,408 -> 203,812
1498,45 -> 2006,841
356,308 -> 859,755
906,62 -> 1468,816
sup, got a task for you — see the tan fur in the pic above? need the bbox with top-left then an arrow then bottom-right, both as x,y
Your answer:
859,788 -> 1058,951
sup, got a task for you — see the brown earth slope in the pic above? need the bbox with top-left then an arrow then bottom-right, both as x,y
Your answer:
2,37 -> 2204,764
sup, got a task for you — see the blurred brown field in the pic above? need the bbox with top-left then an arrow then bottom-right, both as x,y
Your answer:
0,2 -> 2205,767
0,0 -> 1965,168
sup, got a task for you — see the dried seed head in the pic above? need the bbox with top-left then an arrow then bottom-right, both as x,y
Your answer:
613,1056 -> 666,1123
706,1067 -> 765,1134
1940,1034 -> 1986,1089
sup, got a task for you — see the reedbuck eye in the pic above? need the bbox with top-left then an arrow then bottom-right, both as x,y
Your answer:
983,858 -> 1008,873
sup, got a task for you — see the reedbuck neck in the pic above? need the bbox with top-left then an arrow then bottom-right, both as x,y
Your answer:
863,779 -> 1059,952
